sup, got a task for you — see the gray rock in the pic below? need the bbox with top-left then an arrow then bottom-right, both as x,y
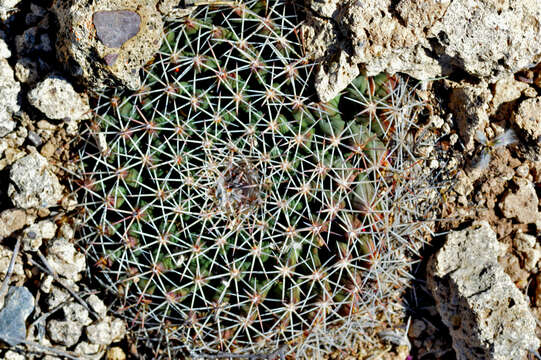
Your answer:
28,76 -> 90,121
53,0 -> 163,90
0,58 -> 20,137
46,238 -> 86,281
303,0 -> 541,101
0,287 -> 35,346
500,178 -> 539,224
427,222 -> 539,360
8,152 -> 63,209
93,10 -> 141,48
513,97 -> 541,140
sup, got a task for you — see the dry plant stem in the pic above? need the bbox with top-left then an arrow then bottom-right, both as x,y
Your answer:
0,237 -> 22,306
30,251 -> 101,320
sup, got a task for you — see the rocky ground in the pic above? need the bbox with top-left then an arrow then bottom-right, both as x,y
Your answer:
0,0 -> 540,359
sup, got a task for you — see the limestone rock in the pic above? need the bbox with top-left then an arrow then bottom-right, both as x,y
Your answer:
314,51 -> 359,102
0,37 -> 10,59
86,316 -> 126,345
87,294 -> 107,318
513,97 -> 541,140
427,222 -> 539,360
14,57 -> 39,85
46,238 -> 86,281
0,208 -> 26,239
28,76 -> 90,121
47,319 -> 83,347
19,220 -> 57,251
75,342 -> 103,359
53,0 -> 163,90
303,0 -> 541,101
500,178 -> 539,224
491,75 -> 530,111
0,58 -> 20,137
0,287 -> 35,346
8,152 -> 63,209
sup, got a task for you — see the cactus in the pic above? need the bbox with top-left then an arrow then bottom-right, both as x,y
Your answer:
73,1 -> 440,358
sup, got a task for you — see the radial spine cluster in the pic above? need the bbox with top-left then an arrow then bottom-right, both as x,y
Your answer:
75,1 -> 440,357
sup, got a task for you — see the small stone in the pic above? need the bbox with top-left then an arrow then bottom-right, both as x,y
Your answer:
46,285 -> 69,309
491,75 -> 529,110
93,10 -> 141,48
429,115 -> 444,128
513,97 -> 541,140
47,319 -> 82,347
28,76 -> 90,121
27,130 -> 42,147
8,152 -> 63,209
500,178 -> 539,224
60,223 -> 75,240
515,163 -> 530,178
0,208 -> 26,239
63,302 -> 91,326
46,238 -> 85,281
0,287 -> 35,346
0,58 -> 20,137
408,319 -> 426,339
513,232 -> 540,272
86,316 -> 126,345
75,342 -> 102,359
106,347 -> 126,360
39,220 -> 57,239
40,275 -> 53,294
314,51 -> 359,103
87,294 -> 107,318
14,57 -> 39,84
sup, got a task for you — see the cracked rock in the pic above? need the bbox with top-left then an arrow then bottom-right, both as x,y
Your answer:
53,0 -> 162,90
46,238 -> 85,281
303,0 -> 541,101
499,178 -> 539,224
428,222 -> 539,360
28,76 -> 91,121
86,316 -> 126,345
0,287 -> 35,346
8,152 -> 63,209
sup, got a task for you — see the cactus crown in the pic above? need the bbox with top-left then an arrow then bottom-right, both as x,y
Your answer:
74,1 -> 439,357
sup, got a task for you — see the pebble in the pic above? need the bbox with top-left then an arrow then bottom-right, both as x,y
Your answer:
500,178 -> 539,224
93,10 -> 141,48
0,287 -> 35,346
46,238 -> 86,281
86,316 -> 126,345
0,208 -> 26,239
106,347 -> 126,360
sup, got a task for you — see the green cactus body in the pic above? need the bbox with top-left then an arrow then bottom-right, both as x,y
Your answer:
76,1 -> 438,357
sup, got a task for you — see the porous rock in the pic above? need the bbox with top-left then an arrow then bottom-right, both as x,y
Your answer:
86,316 -> 126,345
0,58 -> 20,137
8,152 -> 63,209
0,37 -> 10,58
500,178 -> 539,224
53,0 -> 163,90
46,238 -> 86,281
14,57 -> 39,85
87,294 -> 107,318
513,97 -> 541,140
0,208 -> 26,239
47,319 -> 83,347
28,76 -> 90,121
0,287 -> 35,346
19,220 -> 57,251
427,222 -> 539,360
303,0 -> 541,101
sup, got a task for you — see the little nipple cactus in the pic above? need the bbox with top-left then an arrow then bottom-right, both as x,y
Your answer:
75,1 -> 440,358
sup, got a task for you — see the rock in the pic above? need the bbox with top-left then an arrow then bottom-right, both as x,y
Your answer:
0,209 -> 26,239
428,222 -> 539,360
53,0 -> 163,90
75,342 -> 103,359
4,350 -> 25,360
87,294 -> 107,318
513,232 -> 540,272
46,238 -> 85,281
14,57 -> 39,85
0,287 -> 35,346
63,302 -> 92,326
46,285 -> 69,309
449,82 -> 492,151
303,0 -> 541,101
0,58 -> 20,137
0,37 -> 10,59
47,319 -> 83,347
513,97 -> 541,140
28,76 -> 91,121
8,153 -> 63,209
86,316 -> 126,345
491,75 -> 529,111
19,220 -> 57,251
314,51 -> 359,102
500,178 -> 539,224
0,0 -> 21,20
106,347 -> 126,360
